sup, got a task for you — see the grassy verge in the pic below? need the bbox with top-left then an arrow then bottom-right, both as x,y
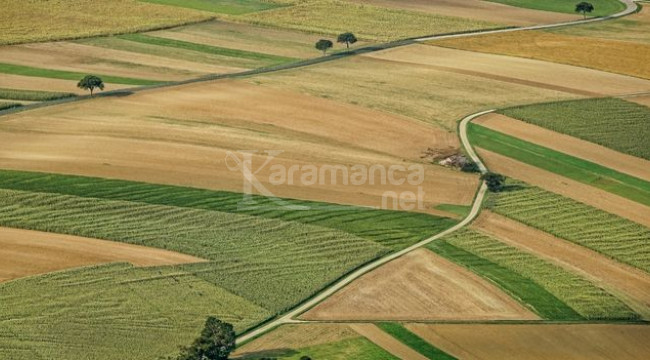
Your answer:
0,102 -> 22,111
0,88 -> 76,101
141,0 -> 283,15
500,98 -> 650,160
488,181 -> 650,272
0,62 -> 164,86
427,240 -> 584,320
485,0 -> 626,16
377,323 -> 457,360
0,170 -> 455,251
280,337 -> 398,360
434,204 -> 471,217
468,123 -> 650,206
117,33 -> 297,66
440,228 -> 638,320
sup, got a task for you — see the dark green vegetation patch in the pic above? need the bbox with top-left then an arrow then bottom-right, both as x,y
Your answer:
500,98 -> 650,160
0,88 -> 76,101
378,323 -> 457,360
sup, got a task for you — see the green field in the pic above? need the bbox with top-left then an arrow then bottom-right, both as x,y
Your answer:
434,203 -> 471,217
141,0 -> 282,15
486,0 -> 626,17
377,323 -> 457,360
468,123 -> 650,206
0,263 -> 269,360
117,33 -> 296,66
488,182 -> 650,272
0,102 -> 22,111
0,63 -> 163,86
500,98 -> 650,160
278,337 -> 398,360
438,229 -> 637,320
0,88 -> 76,101
240,0 -> 498,41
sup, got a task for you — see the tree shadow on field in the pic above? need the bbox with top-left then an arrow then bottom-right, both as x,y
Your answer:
500,184 -> 526,192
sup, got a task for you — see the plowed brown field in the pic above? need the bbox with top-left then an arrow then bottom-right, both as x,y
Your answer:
301,248 -> 538,321
0,227 -> 205,282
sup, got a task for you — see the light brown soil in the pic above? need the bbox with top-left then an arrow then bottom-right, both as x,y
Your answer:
349,323 -> 429,360
477,148 -> 650,227
350,0 -> 575,25
0,227 -> 205,282
476,113 -> 650,180
232,323 -> 359,358
366,45 -> 650,96
0,79 -> 477,212
0,73 -> 134,94
627,94 -> 650,107
406,324 -> 650,360
301,248 -> 538,321
473,211 -> 650,318
0,42 -> 238,82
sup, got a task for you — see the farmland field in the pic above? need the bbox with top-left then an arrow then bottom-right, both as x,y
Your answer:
485,0 -> 626,16
468,123 -> 650,206
376,322 -> 457,360
487,181 -> 650,272
435,228 -> 638,320
499,98 -> 650,160
140,0 -> 282,15
551,4 -> 650,43
432,30 -> 650,79
0,0 -> 211,45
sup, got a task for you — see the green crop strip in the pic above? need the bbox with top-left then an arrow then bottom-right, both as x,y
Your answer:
140,0 -> 283,15
0,88 -> 76,101
468,123 -> 650,206
377,323 -> 457,359
117,33 -> 296,66
485,0 -> 625,16
0,63 -> 164,86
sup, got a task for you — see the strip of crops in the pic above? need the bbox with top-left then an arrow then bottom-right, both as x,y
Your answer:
0,102 -> 21,111
488,182 -> 650,272
500,98 -> 650,160
0,62 -> 164,86
0,170 -> 455,250
442,229 -> 638,320
428,239 -> 583,320
0,188 -> 386,312
0,263 -> 269,360
0,88 -> 76,101
140,0 -> 282,15
282,337 -> 398,360
378,323 -> 457,360
468,123 -> 650,206
486,0 -> 625,16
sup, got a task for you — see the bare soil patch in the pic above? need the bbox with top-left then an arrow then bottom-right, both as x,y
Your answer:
627,94 -> 650,107
350,0 -> 574,25
301,248 -> 538,321
349,323 -> 429,360
477,148 -> 650,227
0,227 -> 205,282
406,324 -> 650,360
474,211 -> 650,318
476,113 -> 650,180
367,45 -> 650,96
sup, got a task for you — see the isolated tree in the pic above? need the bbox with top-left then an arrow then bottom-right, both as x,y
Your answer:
77,75 -> 104,97
337,32 -> 358,49
176,317 -> 235,360
315,39 -> 333,55
481,172 -> 506,192
575,2 -> 595,19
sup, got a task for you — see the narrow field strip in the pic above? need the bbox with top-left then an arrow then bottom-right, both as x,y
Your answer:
485,0 -> 625,16
377,323 -> 457,360
349,324 -> 427,360
488,182 -> 650,272
500,98 -> 650,160
117,33 -> 297,66
437,228 -> 638,320
0,88 -> 75,102
468,123 -> 650,206
0,63 -> 163,86
0,170 -> 454,251
140,0 -> 283,15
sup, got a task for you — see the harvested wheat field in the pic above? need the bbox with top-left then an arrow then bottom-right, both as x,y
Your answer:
350,0 -> 574,25
348,323 -> 429,360
301,248 -> 538,321
432,31 -> 650,80
0,79 -> 478,211
233,323 -> 360,357
475,113 -> 650,180
477,149 -> 650,227
473,211 -> 650,318
0,42 -> 240,81
250,56 -> 579,130
627,94 -> 650,107
406,324 -> 650,360
0,227 -> 205,282
368,44 -> 650,96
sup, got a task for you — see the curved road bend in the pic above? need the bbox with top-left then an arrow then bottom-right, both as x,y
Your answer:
236,0 -> 639,343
